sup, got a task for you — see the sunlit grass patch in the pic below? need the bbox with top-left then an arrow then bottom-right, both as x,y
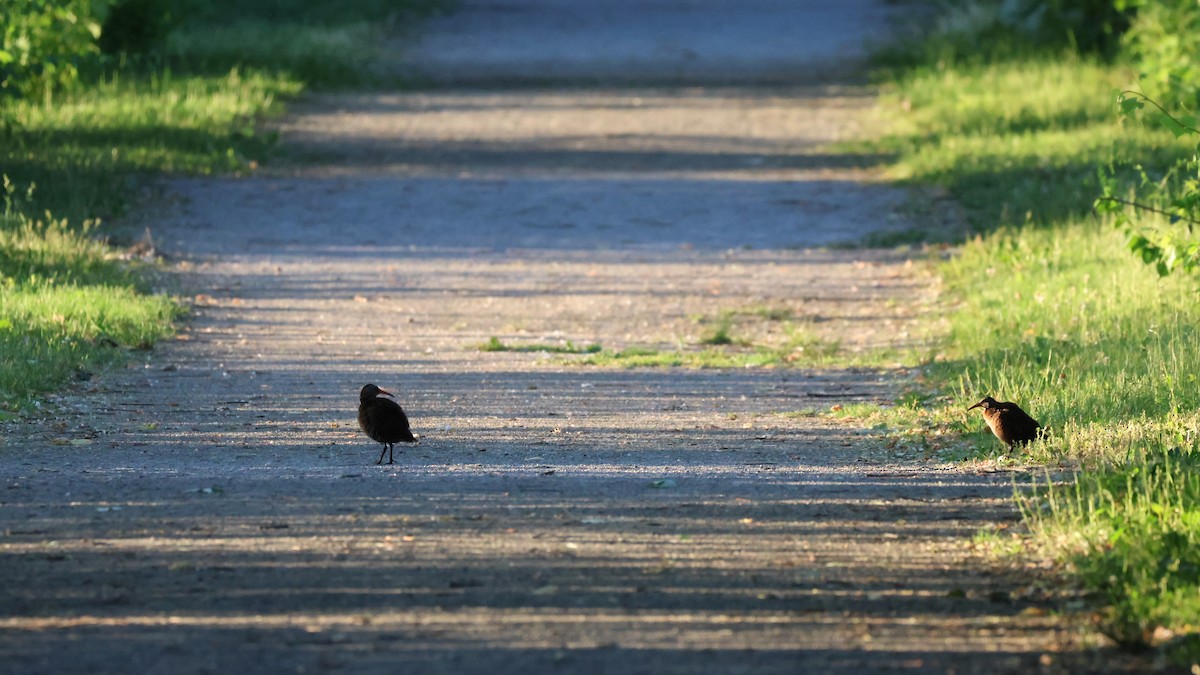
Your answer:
0,67 -> 286,412
0,186 -> 182,403
0,281 -> 180,407
873,40 -> 1200,656
4,70 -> 298,222
1020,434 -> 1200,656
0,206 -> 180,409
937,222 -> 1200,439
0,30 -> 300,410
579,346 -> 781,369
878,55 -> 1187,230
478,303 -> 860,369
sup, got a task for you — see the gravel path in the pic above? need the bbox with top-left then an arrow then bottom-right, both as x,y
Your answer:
0,2 -> 1141,673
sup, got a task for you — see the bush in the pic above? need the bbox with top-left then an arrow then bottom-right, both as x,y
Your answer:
98,0 -> 174,56
998,0 -> 1133,55
0,0 -> 109,102
892,0 -> 1136,63
1121,0 -> 1200,108
1097,1 -> 1200,281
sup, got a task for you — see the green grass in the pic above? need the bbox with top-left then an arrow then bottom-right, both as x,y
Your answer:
0,0 -> 441,409
876,56 -> 1189,231
0,203 -> 181,409
1020,441 -> 1200,657
5,70 -> 298,222
581,346 -> 792,369
0,69 -> 296,410
478,309 -> 845,369
578,330 -> 841,369
872,35 -> 1200,657
476,334 -> 837,368
479,337 -> 602,354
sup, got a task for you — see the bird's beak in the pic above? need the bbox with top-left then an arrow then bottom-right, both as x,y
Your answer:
378,388 -> 395,398
966,402 -> 982,411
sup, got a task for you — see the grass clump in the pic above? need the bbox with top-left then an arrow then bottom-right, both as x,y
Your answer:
580,346 -> 780,369
1022,439 -> 1200,659
698,314 -> 738,346
479,337 -> 602,354
579,329 -> 841,369
0,188 -> 181,409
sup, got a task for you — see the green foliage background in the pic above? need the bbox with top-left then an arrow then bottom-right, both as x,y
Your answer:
0,0 -> 108,101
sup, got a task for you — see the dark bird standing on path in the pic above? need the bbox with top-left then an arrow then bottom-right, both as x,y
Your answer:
967,396 -> 1042,448
358,384 -> 416,464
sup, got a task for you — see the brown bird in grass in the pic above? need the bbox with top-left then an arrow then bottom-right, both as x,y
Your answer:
967,396 -> 1042,448
358,384 -> 416,464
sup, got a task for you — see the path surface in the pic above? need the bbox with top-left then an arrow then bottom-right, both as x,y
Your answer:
0,2 -> 1139,673
396,0 -> 892,85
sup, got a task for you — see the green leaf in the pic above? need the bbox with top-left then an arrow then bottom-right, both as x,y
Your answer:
1164,245 -> 1179,270
1165,117 -> 1191,139
1094,197 -> 1117,214
1127,233 -> 1150,252
1118,95 -> 1145,115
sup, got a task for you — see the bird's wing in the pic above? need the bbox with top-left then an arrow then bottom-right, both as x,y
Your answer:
378,397 -> 408,416
998,402 -> 1040,428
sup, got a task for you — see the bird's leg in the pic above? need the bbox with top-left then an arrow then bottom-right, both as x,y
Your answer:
377,444 -> 388,465
388,443 -> 395,465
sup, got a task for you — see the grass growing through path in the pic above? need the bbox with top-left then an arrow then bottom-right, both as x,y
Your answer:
698,313 -> 742,346
873,42 -> 1200,658
479,337 -> 602,354
576,330 -> 841,369
479,307 -> 850,369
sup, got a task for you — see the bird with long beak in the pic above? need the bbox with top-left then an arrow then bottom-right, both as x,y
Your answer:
358,384 -> 417,464
967,396 -> 1042,448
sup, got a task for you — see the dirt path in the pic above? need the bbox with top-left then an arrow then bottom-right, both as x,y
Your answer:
0,2 -> 1142,673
